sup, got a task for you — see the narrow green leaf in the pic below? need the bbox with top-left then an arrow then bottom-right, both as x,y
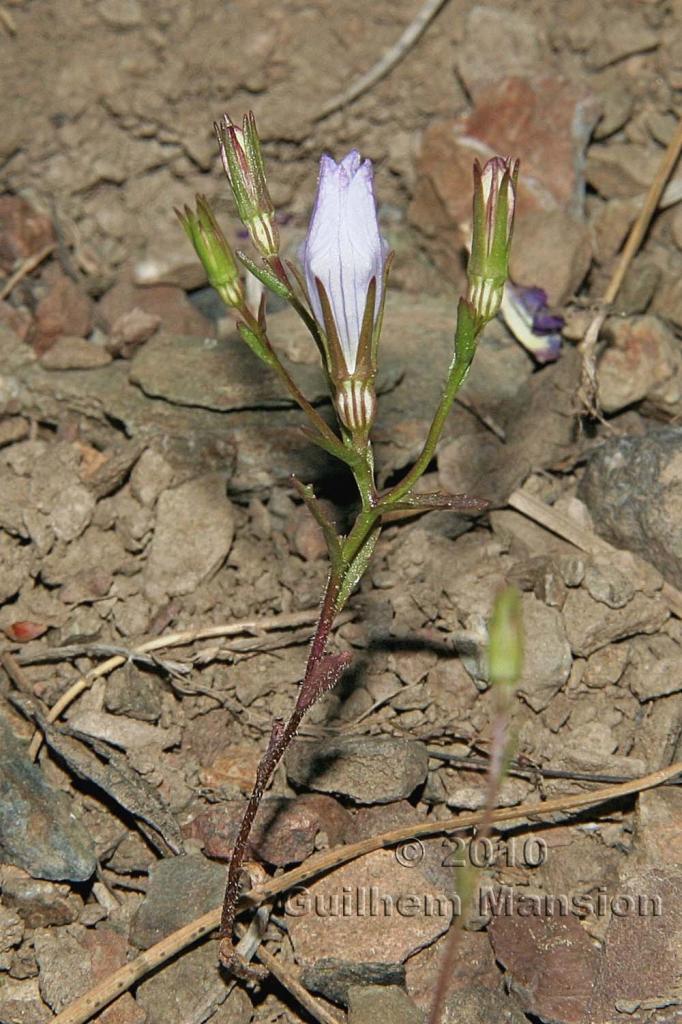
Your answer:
337,526 -> 380,609
238,251 -> 293,301
237,322 -> 276,367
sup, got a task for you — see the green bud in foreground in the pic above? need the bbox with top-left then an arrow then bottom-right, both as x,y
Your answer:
176,195 -> 244,308
488,586 -> 523,688
467,157 -> 519,323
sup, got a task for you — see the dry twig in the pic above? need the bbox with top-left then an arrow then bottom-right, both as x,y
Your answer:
51,759 -> 682,1024
0,243 -> 55,300
578,117 -> 682,415
315,0 -> 449,120
26,609 -> 350,759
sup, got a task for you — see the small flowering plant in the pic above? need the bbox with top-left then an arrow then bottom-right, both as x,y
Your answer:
178,113 -> 519,978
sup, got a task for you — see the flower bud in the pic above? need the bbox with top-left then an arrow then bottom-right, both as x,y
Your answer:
215,111 -> 279,257
467,156 -> 519,322
488,586 -> 523,688
300,151 -> 389,381
176,195 -> 244,307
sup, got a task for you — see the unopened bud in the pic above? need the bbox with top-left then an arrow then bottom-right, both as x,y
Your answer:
176,196 -> 243,307
215,111 -> 279,257
467,156 -> 519,323
488,586 -> 523,688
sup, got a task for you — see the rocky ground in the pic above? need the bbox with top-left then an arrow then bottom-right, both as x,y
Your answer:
2,0 -> 682,1022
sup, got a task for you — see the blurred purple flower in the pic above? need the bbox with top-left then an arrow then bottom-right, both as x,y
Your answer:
300,151 -> 389,375
500,283 -> 564,363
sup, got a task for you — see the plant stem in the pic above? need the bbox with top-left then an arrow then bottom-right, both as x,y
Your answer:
218,571 -> 342,976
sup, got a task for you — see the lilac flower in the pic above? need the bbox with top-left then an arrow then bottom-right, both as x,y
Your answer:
500,283 -> 564,363
300,151 -> 389,377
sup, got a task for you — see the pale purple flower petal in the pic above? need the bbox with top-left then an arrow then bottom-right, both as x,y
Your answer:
500,283 -> 564,364
300,150 -> 388,374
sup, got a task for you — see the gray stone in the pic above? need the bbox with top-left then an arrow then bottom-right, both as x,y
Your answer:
130,854 -> 225,949
0,904 -> 23,954
624,635 -> 682,701
1,871 -> 82,928
562,588 -> 669,657
632,787 -> 682,869
285,736 -> 428,803
597,316 -> 682,416
129,330 -> 329,413
302,959 -> 406,1008
136,940 -> 237,1024
348,985 -> 425,1024
583,558 -> 635,608
0,977 -> 51,1024
33,927 -> 91,1014
516,594 -> 572,712
489,912 -> 599,1024
143,474 -> 235,599
442,986 -> 527,1024
579,428 -> 682,589
0,715 -> 96,882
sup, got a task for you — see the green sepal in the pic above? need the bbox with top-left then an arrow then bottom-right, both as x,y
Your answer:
337,525 -> 380,609
238,251 -> 293,300
237,321 -> 276,367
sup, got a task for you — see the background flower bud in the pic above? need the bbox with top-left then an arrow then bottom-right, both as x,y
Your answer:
176,196 -> 244,307
467,156 -> 519,322
215,112 -> 279,257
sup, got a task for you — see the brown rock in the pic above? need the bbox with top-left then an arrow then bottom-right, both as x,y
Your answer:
489,911 -> 599,1024
583,643 -> 629,688
596,868 -> 682,1019
0,196 -> 55,273
405,930 -> 501,1013
633,788 -> 682,869
32,272 -> 93,355
98,280 -> 211,337
285,735 -> 428,804
410,77 -> 598,279
106,307 -> 161,358
348,985 -> 425,1024
516,593 -> 572,711
0,977 -> 51,1024
597,316 -> 682,415
591,196 -> 641,264
456,6 -> 547,97
653,274 -> 682,332
586,143 -> 663,199
185,794 -> 350,866
1,870 -> 82,928
135,940 -> 247,1024
0,903 -> 23,967
257,794 -> 351,866
34,924 -> 143,1024
288,500 -> 333,562
286,849 -> 451,966
39,336 -> 112,370
0,300 -> 33,342
562,588 -> 669,657
143,474 -> 235,600
509,209 -> 592,305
